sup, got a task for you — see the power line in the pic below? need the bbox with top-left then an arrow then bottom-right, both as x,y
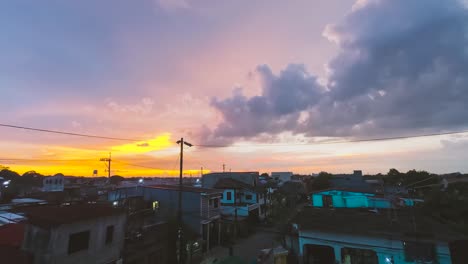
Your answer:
113,160 -> 165,170
0,123 -> 142,142
0,158 -> 97,162
404,175 -> 439,188
195,129 -> 468,148
2,122 -> 468,148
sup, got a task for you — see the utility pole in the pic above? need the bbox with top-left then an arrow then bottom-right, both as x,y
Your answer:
100,152 -> 111,180
223,164 -> 225,173
176,138 -> 192,264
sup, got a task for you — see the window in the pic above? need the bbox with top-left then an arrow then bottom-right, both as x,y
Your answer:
341,247 -> 378,264
246,194 -> 252,200
226,192 -> 232,200
152,201 -> 159,211
209,199 -> 213,206
404,241 -> 436,262
68,230 -> 90,254
105,225 -> 114,245
213,199 -> 219,208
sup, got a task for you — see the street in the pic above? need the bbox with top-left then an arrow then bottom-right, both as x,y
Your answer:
202,228 -> 281,264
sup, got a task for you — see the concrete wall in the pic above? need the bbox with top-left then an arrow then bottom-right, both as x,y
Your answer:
220,189 -> 258,204
271,172 -> 293,182
240,190 -> 257,204
23,214 -> 126,264
221,205 -> 250,217
221,190 -> 234,204
141,187 -> 203,235
43,175 -> 65,192
312,195 -> 323,207
296,230 -> 452,264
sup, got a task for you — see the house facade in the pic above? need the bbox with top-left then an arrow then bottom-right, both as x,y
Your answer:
214,178 -> 269,221
140,185 -> 223,251
271,172 -> 293,184
20,204 -> 126,264
42,174 -> 65,192
287,208 -> 464,264
310,189 -> 422,209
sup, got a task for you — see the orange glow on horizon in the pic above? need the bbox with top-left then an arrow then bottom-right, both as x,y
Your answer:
0,133 -> 207,177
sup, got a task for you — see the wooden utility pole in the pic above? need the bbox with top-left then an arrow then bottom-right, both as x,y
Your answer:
176,138 -> 192,264
100,152 -> 111,179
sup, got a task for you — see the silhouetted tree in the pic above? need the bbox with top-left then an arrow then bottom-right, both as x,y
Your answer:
310,171 -> 332,190
0,168 -> 20,180
110,175 -> 125,185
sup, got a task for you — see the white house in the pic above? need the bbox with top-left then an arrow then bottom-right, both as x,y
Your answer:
42,174 -> 65,192
271,172 -> 293,184
21,204 -> 126,264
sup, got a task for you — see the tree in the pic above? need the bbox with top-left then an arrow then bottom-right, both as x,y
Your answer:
423,182 -> 468,234
110,175 -> 125,185
0,168 -> 20,180
310,171 -> 332,191
260,173 -> 269,178
384,168 -> 402,184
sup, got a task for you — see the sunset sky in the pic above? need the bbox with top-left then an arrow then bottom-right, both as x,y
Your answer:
1,0 -> 468,177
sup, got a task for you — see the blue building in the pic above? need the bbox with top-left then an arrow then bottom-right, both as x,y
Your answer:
286,208 -> 465,264
310,189 -> 421,209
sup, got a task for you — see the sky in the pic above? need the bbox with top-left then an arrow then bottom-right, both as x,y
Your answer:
1,0 -> 468,177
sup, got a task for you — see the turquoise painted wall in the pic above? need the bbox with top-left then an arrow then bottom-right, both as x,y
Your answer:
343,196 -> 368,208
332,195 -> 346,207
221,190 -> 234,204
368,198 -> 391,208
312,194 -> 323,207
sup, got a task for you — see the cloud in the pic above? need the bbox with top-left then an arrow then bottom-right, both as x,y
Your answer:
156,0 -> 190,11
106,97 -> 155,115
205,0 -> 468,143
205,64 -> 324,143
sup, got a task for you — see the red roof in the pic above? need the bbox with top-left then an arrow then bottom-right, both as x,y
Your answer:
0,223 -> 25,247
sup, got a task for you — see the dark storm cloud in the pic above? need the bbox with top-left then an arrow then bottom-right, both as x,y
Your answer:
207,64 -> 324,143
206,0 -> 468,142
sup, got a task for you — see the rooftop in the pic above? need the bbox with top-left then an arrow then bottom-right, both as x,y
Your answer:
16,204 -> 124,228
291,207 -> 463,242
144,184 -> 222,194
309,188 -> 378,195
214,178 -> 254,190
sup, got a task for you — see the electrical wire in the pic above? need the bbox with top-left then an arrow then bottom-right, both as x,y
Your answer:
0,123 -> 142,142
195,129 -> 468,148
113,160 -> 165,171
2,123 -> 468,147
404,175 -> 439,188
0,158 -> 96,162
